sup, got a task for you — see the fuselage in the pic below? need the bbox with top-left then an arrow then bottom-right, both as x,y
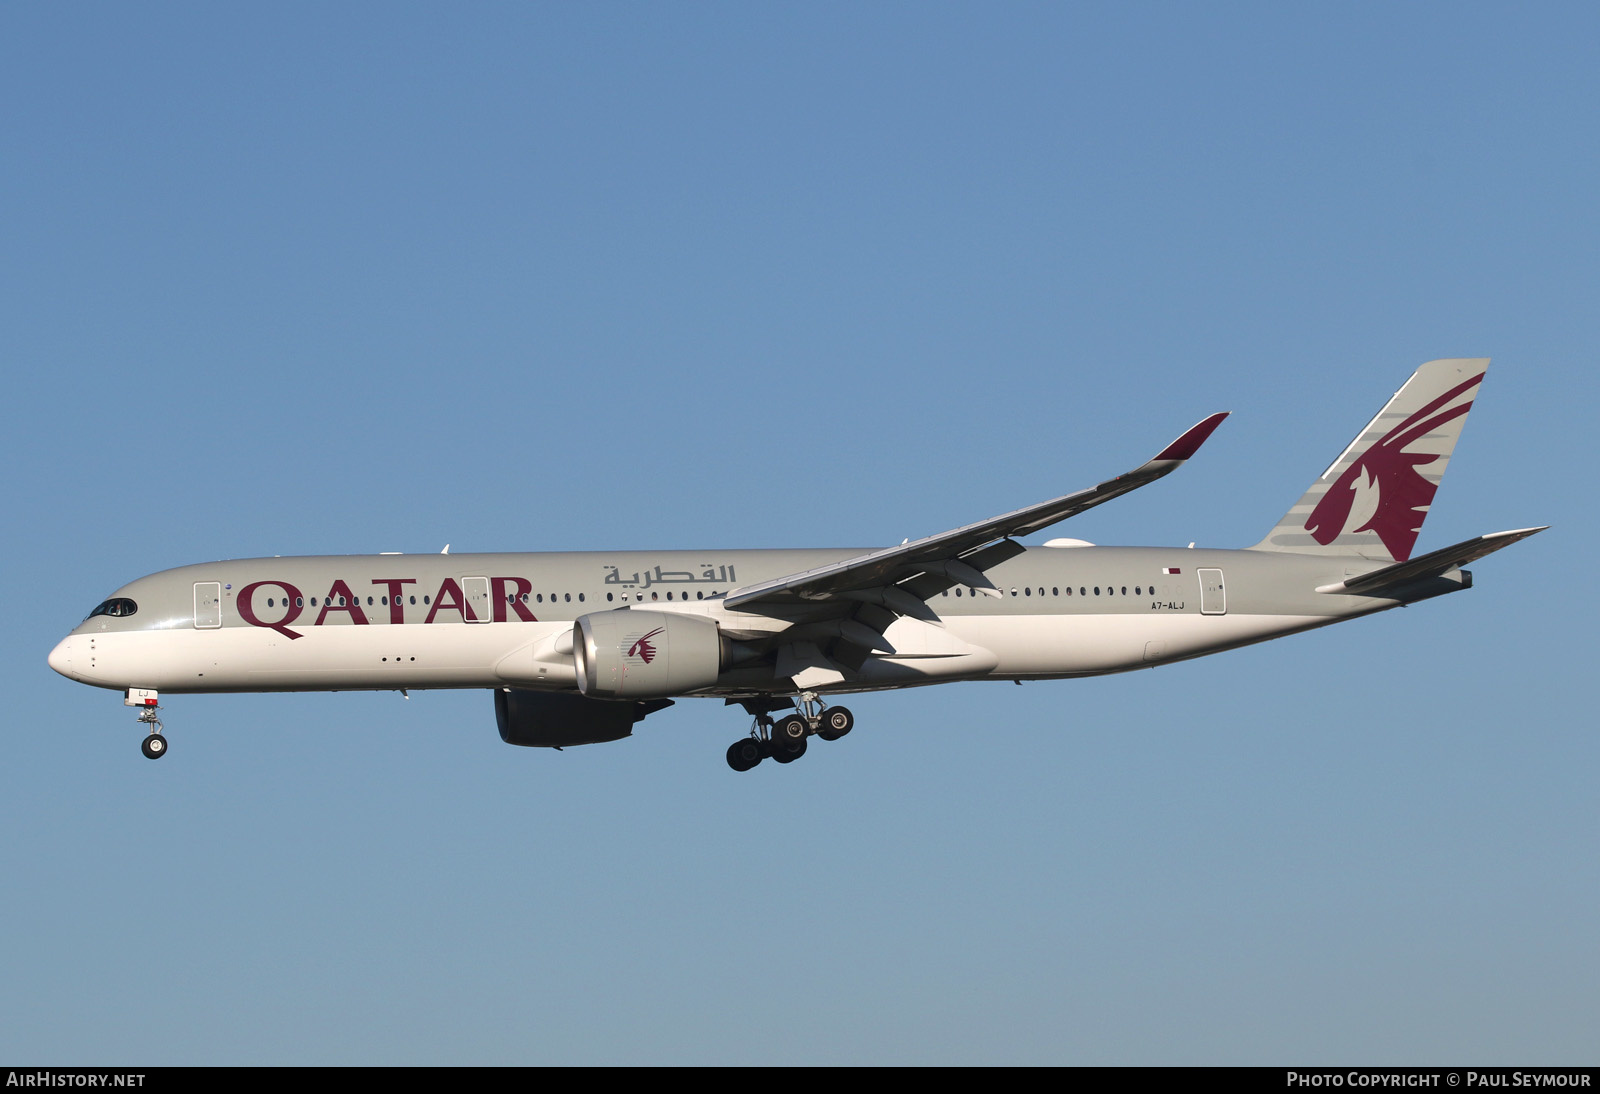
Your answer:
47,543 -> 1459,698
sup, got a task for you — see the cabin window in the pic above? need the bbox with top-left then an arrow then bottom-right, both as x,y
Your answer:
607,593 -> 614,602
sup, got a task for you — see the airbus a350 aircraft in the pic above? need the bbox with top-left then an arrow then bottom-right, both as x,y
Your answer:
50,359 -> 1543,770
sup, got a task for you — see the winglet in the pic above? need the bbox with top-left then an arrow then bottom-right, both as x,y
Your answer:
1155,412 -> 1229,461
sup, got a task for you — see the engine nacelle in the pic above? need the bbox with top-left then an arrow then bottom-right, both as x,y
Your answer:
494,688 -> 673,748
573,610 -> 724,699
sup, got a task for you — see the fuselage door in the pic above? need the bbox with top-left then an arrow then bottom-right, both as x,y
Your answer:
1198,568 -> 1226,615
463,576 -> 491,623
194,582 -> 222,629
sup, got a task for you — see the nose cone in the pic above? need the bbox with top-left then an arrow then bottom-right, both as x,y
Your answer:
48,636 -> 82,681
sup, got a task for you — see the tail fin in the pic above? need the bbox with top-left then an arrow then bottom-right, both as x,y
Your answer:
1253,358 -> 1489,562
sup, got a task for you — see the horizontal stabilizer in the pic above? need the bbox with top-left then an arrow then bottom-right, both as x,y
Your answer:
1316,526 -> 1547,596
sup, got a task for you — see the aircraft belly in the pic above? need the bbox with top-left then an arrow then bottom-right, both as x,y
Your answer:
853,648 -> 1000,685
851,616 -> 1001,684
949,613 -> 1327,676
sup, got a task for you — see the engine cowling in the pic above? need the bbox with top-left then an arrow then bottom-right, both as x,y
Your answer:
573,610 -> 724,699
494,688 -> 673,748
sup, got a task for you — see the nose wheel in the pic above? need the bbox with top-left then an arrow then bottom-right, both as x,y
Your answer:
131,694 -> 168,760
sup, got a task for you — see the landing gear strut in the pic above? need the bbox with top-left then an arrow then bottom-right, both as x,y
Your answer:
127,689 -> 167,760
137,707 -> 167,760
724,692 -> 854,771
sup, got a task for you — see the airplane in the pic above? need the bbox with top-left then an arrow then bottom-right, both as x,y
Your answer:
49,358 -> 1544,770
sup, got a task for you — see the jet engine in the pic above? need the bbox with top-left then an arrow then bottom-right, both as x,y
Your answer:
573,610 -> 724,699
494,688 -> 673,748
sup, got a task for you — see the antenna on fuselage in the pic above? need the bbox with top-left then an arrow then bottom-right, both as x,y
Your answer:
441,544 -> 450,554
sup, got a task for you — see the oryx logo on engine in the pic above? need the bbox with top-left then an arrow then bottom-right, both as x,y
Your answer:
625,628 -> 664,665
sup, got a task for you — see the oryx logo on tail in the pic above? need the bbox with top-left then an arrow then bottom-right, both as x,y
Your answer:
1252,358 -> 1489,560
1304,373 -> 1482,561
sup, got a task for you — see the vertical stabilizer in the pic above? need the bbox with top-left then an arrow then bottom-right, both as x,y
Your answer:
1253,358 -> 1488,562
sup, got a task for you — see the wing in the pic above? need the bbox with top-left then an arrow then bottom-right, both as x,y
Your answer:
725,412 -> 1229,612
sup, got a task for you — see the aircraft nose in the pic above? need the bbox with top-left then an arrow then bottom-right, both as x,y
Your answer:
48,636 -> 80,680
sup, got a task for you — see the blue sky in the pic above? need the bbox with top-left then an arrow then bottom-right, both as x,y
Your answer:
2,3 -> 1593,1064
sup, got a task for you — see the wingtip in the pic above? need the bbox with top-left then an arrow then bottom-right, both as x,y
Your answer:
1155,411 -> 1229,461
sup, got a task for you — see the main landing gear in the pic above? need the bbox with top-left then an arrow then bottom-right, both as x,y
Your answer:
127,689 -> 167,759
726,692 -> 854,772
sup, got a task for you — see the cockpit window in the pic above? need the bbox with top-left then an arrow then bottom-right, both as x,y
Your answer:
87,598 -> 138,619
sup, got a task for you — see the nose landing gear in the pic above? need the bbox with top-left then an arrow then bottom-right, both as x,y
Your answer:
126,689 -> 168,760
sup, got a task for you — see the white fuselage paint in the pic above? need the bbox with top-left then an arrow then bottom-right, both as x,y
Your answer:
48,596 -> 1336,696
49,543 -> 1443,705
